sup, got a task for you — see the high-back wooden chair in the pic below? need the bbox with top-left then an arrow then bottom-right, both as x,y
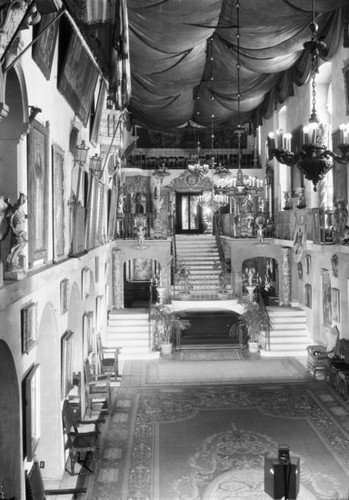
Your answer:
96,332 -> 121,380
62,399 -> 102,475
25,460 -> 86,498
83,359 -> 111,415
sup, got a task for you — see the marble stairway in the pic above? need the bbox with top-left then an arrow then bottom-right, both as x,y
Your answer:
105,308 -> 159,374
175,234 -> 227,299
261,305 -> 309,358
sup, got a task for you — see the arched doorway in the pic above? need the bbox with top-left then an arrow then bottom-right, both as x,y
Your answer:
36,302 -> 63,479
123,258 -> 160,308
242,257 -> 279,304
0,340 -> 20,499
0,65 -> 29,262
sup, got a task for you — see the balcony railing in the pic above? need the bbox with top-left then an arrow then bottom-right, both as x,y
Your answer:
220,208 -> 334,245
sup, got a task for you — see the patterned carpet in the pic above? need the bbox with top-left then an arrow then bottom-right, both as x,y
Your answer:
144,357 -> 311,385
86,376 -> 349,500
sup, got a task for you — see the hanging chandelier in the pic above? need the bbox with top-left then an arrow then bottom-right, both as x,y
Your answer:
186,133 -> 210,179
268,0 -> 349,192
226,0 -> 263,207
197,37 -> 229,212
152,160 -> 171,183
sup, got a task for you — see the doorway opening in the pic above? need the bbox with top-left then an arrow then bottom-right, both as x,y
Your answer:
124,258 -> 160,308
242,257 -> 279,305
175,192 -> 203,234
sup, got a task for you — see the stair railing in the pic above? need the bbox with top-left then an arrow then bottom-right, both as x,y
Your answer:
213,214 -> 230,282
257,287 -> 271,351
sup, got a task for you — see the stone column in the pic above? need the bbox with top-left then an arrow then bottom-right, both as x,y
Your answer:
280,247 -> 291,306
112,248 -> 123,309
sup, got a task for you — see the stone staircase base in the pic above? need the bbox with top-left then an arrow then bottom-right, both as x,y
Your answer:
105,308 -> 159,374
260,305 -> 309,358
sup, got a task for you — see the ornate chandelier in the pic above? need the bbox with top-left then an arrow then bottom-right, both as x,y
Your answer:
226,0 -> 263,207
196,37 -> 229,212
268,0 -> 349,192
186,137 -> 210,179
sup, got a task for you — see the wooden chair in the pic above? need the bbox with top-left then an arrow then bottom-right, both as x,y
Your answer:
62,399 -> 104,475
84,359 -> 111,415
96,332 -> 121,380
306,325 -> 340,379
25,460 -> 86,498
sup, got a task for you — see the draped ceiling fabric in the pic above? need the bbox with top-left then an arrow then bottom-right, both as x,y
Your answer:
127,0 -> 347,131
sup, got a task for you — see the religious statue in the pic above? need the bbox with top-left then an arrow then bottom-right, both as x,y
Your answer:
6,193 -> 28,274
136,224 -> 146,248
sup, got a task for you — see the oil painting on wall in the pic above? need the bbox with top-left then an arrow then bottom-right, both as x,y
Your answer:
321,269 -> 332,327
27,120 -> 50,267
52,144 -> 65,262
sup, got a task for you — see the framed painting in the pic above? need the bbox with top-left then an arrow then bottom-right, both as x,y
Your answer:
21,302 -> 38,354
305,284 -> 312,309
27,119 -> 50,267
23,363 -> 40,461
108,185 -> 118,241
60,278 -> 69,315
61,330 -> 74,399
83,311 -> 94,359
32,12 -> 59,80
133,258 -> 152,282
81,267 -> 90,299
58,31 -> 99,126
332,288 -> 340,322
321,269 -> 332,327
52,143 -> 65,262
343,60 -> 349,115
305,254 -> 311,276
90,78 -> 107,147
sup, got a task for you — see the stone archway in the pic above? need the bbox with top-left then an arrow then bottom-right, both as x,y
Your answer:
35,302 -> 64,479
0,340 -> 20,499
0,64 -> 29,263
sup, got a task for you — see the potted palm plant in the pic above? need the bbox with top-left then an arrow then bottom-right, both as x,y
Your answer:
239,296 -> 273,353
174,260 -> 193,298
150,304 -> 191,354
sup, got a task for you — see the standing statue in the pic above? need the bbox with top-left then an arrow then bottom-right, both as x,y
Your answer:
6,193 -> 28,274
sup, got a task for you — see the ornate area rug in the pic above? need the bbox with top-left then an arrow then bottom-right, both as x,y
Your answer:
178,349 -> 243,362
87,381 -> 349,500
144,357 -> 310,385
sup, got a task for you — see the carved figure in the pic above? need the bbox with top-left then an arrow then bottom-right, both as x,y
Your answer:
6,193 -> 27,271
136,224 -> 145,248
0,195 -> 9,240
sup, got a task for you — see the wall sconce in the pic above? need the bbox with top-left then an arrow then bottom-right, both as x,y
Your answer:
29,105 -> 42,123
89,154 -> 103,179
74,140 -> 89,165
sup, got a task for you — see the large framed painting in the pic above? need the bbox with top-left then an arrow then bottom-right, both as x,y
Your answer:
90,79 -> 107,147
21,302 -> 38,354
61,330 -> 74,399
321,269 -> 332,327
32,12 -> 59,80
332,288 -> 340,322
52,143 -> 65,262
58,31 -> 99,126
342,60 -> 349,115
27,119 -> 50,267
108,185 -> 118,240
23,363 -> 40,461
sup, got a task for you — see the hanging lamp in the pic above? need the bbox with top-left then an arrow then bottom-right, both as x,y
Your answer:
269,0 -> 349,191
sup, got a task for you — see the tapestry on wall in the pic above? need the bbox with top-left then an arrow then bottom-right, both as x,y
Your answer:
27,119 -> 50,267
321,269 -> 332,327
52,144 -> 65,262
58,31 -> 99,126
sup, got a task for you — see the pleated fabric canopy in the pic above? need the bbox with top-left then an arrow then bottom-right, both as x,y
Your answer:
127,0 -> 346,130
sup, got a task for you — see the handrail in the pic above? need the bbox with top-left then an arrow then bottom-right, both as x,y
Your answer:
257,287 -> 271,351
